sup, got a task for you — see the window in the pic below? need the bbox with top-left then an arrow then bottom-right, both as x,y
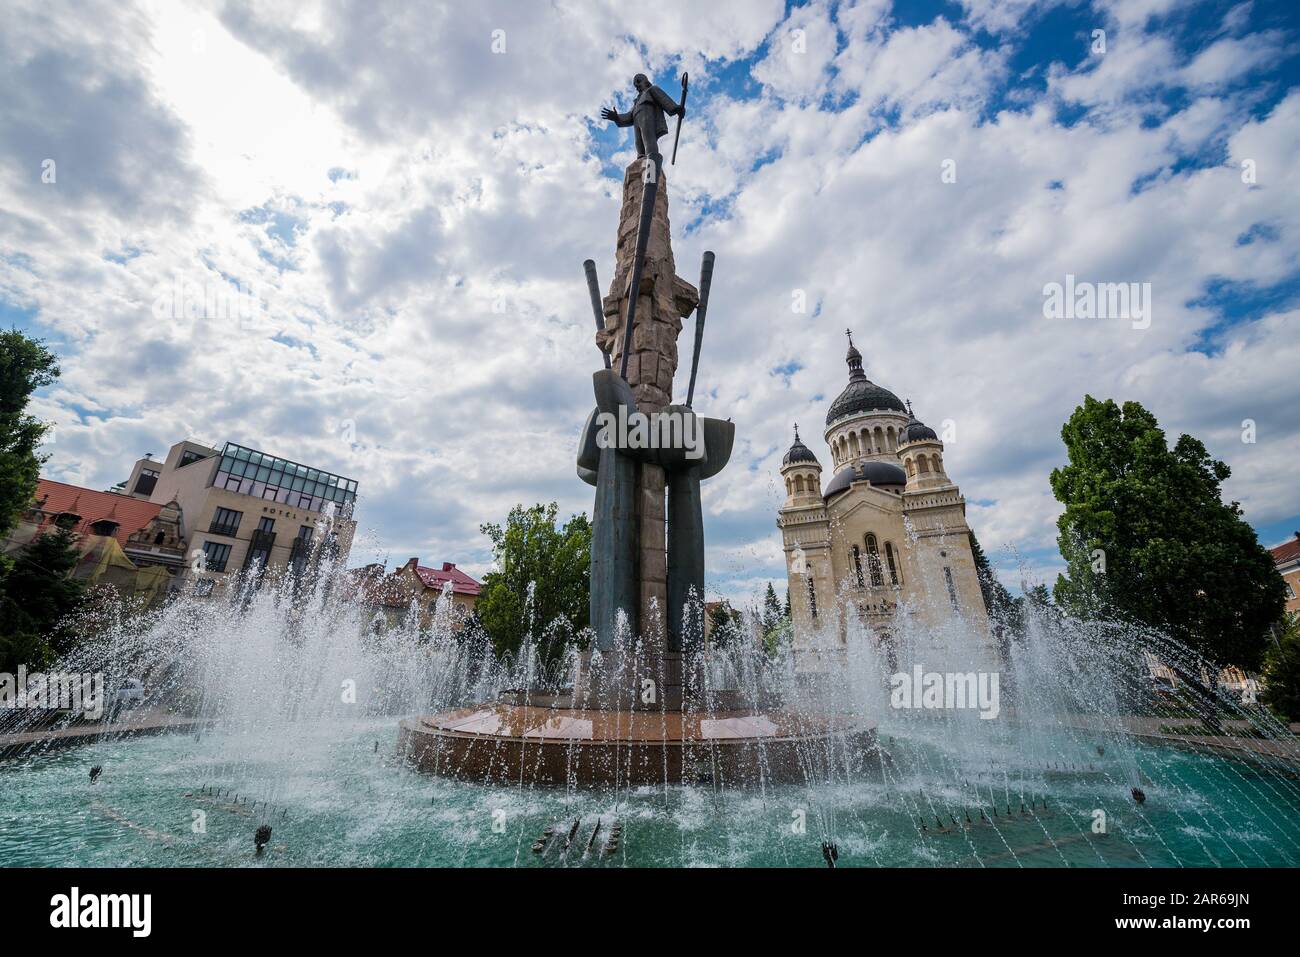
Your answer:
298,525 -> 314,541
208,507 -> 242,537
133,468 -> 159,496
807,576 -> 818,619
943,566 -> 959,609
852,545 -> 864,588
193,578 -> 215,597
865,534 -> 884,587
885,542 -> 900,586
258,517 -> 275,532
201,540 -> 231,573
213,442 -> 359,513
179,449 -> 206,468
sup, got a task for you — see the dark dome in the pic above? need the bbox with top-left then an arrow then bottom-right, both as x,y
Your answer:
826,379 -> 908,423
860,460 -> 907,486
782,426 -> 819,467
902,421 -> 938,443
899,400 -> 938,444
901,418 -> 938,444
822,461 -> 907,498
825,333 -> 906,424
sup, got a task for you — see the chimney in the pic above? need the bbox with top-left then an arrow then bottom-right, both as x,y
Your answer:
442,562 -> 456,571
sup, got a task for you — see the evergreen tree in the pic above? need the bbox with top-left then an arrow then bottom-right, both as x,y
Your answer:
0,528 -> 87,671
968,530 -> 1021,633
1262,615 -> 1300,722
1049,396 -> 1284,669
761,582 -> 782,636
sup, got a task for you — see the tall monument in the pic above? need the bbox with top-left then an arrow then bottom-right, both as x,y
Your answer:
399,72 -> 875,788
577,72 -> 732,710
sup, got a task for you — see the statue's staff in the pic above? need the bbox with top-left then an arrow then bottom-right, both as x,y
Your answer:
583,260 -> 611,369
670,73 -> 688,166
685,251 -> 714,407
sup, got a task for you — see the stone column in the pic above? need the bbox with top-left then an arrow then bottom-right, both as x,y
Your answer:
595,158 -> 698,709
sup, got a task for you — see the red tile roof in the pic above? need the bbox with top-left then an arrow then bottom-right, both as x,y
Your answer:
1270,536 -> 1300,566
31,479 -> 162,548
412,561 -> 482,596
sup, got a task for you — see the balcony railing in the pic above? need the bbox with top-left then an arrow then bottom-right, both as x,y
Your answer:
288,537 -> 311,575
207,520 -> 240,537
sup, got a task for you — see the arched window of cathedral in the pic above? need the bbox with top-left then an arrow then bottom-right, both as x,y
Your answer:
795,475 -> 805,494
852,545 -> 864,588
865,533 -> 884,587
785,477 -> 792,496
849,432 -> 860,457
873,426 -> 885,452
885,426 -> 895,451
906,458 -> 916,477
885,542 -> 900,586
933,454 -> 943,473
807,576 -> 818,619
919,456 -> 931,473
860,428 -> 870,453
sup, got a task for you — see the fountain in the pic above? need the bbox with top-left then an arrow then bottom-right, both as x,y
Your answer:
3,81 -> 1299,869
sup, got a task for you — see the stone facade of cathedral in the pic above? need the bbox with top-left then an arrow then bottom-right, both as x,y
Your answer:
777,334 -> 991,671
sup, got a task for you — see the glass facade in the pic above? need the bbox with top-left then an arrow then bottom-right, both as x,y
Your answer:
211,442 -> 358,515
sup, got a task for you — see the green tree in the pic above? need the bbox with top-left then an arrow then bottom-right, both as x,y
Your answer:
475,503 -> 591,673
1261,615 -> 1300,722
0,330 -> 59,537
1049,396 -> 1285,669
707,601 -> 744,648
0,528 -> 87,671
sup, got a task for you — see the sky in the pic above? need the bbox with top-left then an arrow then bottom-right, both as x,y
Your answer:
2,0 -> 1298,612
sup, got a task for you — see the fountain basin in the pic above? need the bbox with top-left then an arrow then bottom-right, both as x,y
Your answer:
399,704 -> 877,786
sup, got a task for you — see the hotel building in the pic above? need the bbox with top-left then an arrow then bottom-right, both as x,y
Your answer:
120,439 -> 359,597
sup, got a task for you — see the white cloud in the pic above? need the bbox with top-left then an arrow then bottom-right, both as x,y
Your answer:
2,0 -> 1297,612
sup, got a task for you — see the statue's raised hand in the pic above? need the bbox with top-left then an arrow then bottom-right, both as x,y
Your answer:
600,106 -> 619,123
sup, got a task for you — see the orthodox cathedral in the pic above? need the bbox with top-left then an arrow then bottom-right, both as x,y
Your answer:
777,332 -> 990,666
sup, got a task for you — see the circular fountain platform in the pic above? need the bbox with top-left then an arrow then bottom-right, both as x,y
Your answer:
399,704 -> 877,786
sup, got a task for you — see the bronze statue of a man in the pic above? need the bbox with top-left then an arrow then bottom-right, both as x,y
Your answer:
601,73 -> 685,163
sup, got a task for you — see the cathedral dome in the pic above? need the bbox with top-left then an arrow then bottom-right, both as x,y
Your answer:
823,461 -> 907,497
782,425 -> 819,467
900,401 -> 938,444
825,332 -> 906,425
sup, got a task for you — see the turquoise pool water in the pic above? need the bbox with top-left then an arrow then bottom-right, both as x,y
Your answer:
3,718 -> 1297,867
